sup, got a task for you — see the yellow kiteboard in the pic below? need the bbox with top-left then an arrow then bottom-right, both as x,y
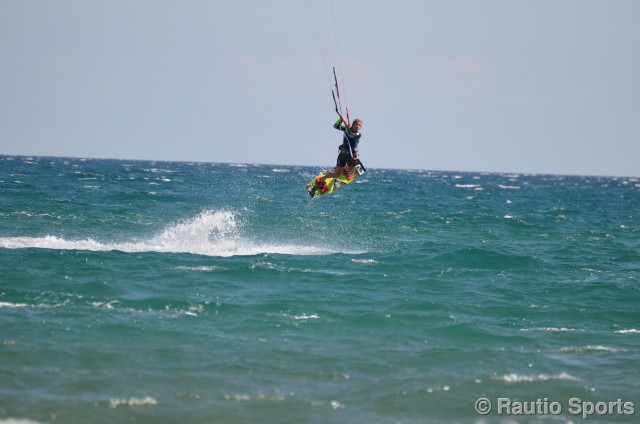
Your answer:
306,163 -> 366,198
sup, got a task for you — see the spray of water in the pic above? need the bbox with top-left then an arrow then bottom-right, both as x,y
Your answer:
0,210 -> 335,257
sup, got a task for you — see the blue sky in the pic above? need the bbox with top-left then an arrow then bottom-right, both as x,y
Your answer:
1,0 -> 639,177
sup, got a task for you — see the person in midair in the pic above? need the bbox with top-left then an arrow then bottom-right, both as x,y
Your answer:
316,115 -> 363,192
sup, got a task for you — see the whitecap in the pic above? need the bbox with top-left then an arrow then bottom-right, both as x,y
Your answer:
0,210 -> 340,257
109,396 -> 157,408
0,302 -> 29,308
520,327 -> 584,332
351,258 -> 377,264
493,372 -> 580,383
90,300 -> 118,309
330,400 -> 345,409
174,266 -> 221,272
223,393 -> 285,402
292,314 -> 319,320
554,345 -> 622,353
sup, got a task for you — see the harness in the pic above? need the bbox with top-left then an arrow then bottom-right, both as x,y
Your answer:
338,129 -> 360,159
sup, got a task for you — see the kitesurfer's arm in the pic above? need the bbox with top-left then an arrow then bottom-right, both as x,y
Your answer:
333,115 -> 349,132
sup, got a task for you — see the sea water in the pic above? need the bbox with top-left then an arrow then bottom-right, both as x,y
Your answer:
0,155 -> 639,423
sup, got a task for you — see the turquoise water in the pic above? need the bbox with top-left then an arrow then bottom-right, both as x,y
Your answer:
1,155 -> 639,423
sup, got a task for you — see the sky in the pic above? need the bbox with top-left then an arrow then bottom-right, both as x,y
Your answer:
1,0 -> 639,177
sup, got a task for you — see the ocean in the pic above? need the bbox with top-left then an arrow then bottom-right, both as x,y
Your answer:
1,155 -> 639,423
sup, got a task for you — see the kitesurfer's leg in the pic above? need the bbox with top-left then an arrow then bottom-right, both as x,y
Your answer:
320,165 -> 346,182
345,164 -> 355,180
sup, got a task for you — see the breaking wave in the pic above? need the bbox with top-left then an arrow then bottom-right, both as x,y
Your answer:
0,210 -> 333,257
493,372 -> 580,383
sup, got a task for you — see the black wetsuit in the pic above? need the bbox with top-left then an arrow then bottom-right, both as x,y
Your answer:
333,119 -> 361,167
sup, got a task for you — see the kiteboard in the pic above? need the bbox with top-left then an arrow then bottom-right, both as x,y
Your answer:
306,162 -> 365,198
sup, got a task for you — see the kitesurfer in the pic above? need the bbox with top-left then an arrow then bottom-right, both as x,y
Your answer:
316,115 -> 363,192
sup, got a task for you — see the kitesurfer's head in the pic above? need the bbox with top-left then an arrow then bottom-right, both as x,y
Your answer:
351,118 -> 363,133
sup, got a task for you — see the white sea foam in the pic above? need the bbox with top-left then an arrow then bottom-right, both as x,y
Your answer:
0,302 -> 28,308
615,329 -> 640,334
90,300 -> 119,309
0,210 -> 335,257
109,396 -> 157,408
554,345 -> 622,353
493,372 -> 580,383
351,258 -> 377,264
292,314 -> 319,320
223,393 -> 285,402
175,265 -> 222,272
520,327 -> 584,332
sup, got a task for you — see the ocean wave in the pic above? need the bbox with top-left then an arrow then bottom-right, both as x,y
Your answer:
553,345 -> 623,353
174,265 -> 223,272
223,393 -> 286,402
0,419 -> 46,424
493,372 -> 580,383
351,258 -> 377,264
0,210 -> 336,258
0,301 -> 69,310
109,396 -> 157,408
455,184 -> 482,189
520,327 -> 585,332
292,314 -> 319,320
0,302 -> 29,308
615,329 -> 640,334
